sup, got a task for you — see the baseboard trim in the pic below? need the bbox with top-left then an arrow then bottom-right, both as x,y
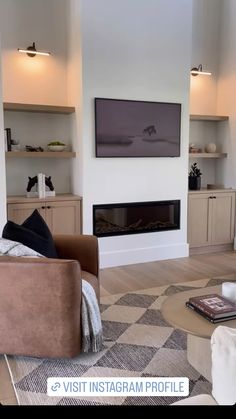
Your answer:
100,243 -> 189,268
189,243 -> 233,255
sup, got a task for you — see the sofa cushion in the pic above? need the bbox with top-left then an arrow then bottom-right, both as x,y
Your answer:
211,325 -> 236,405
0,237 -> 44,257
2,210 -> 58,258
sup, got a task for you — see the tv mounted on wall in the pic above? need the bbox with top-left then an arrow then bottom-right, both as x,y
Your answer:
95,98 -> 181,158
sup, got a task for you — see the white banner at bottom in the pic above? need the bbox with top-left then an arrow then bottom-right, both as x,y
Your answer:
47,377 -> 189,397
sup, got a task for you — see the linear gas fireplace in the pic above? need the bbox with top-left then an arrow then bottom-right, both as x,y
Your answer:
93,200 -> 180,237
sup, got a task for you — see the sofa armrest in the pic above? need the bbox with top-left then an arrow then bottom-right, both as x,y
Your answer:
54,235 -> 99,277
0,257 -> 82,358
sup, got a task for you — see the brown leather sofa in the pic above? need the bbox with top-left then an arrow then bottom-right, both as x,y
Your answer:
0,234 -> 99,358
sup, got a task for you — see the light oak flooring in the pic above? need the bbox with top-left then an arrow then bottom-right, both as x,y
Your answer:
100,250 -> 236,296
1,250 -> 236,406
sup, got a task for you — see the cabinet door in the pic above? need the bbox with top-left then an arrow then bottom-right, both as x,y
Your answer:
211,193 -> 235,244
188,194 -> 212,247
7,202 -> 46,224
45,200 -> 81,235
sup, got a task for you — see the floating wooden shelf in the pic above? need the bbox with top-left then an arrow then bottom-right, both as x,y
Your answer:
189,153 -> 227,158
6,151 -> 76,158
190,114 -> 229,121
3,102 -> 75,114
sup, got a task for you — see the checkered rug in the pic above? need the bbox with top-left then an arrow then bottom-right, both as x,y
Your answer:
6,276 -> 234,406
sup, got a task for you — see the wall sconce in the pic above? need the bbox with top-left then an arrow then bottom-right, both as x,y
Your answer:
18,42 -> 51,57
191,64 -> 211,76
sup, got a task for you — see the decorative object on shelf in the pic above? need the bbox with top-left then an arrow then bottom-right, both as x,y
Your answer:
18,42 -> 51,57
189,144 -> 202,153
4,128 -> 12,151
191,64 -> 212,76
47,141 -> 66,152
26,174 -> 55,198
11,139 -> 20,152
188,162 -> 202,190
205,143 -> 217,153
25,145 -> 44,152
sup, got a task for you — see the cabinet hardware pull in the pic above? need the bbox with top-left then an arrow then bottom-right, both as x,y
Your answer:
41,206 -> 45,209
47,206 -> 51,209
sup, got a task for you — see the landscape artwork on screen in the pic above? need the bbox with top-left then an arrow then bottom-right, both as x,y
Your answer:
95,98 -> 181,157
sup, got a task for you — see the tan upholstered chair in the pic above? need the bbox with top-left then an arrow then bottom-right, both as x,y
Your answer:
0,235 -> 99,359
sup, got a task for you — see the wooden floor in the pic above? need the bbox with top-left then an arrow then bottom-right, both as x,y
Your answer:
1,250 -> 236,405
100,250 -> 236,296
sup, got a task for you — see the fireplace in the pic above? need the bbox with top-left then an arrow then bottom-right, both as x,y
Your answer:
93,200 -> 180,237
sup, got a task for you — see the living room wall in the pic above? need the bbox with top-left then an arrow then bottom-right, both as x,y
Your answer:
0,36 -> 7,231
216,0 -> 236,190
190,0 -> 221,115
189,0 -> 222,189
0,0 -> 68,105
0,0 -> 72,196
71,0 -> 193,267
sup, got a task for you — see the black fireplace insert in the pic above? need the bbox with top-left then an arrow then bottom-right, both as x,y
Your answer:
93,200 -> 180,237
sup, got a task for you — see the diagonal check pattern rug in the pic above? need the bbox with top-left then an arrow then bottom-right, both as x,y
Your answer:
6,276 -> 235,406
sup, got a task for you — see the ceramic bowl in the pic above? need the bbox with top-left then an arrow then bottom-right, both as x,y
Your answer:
48,145 -> 66,151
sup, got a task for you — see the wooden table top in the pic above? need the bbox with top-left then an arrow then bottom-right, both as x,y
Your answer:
162,284 -> 236,339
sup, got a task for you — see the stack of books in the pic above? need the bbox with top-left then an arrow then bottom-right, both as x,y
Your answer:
186,293 -> 236,323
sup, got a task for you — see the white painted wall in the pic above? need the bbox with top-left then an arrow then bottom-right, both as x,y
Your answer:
77,0 -> 192,267
0,0 -> 68,105
67,0 -> 83,197
216,0 -> 236,189
0,36 -> 7,231
190,0 -> 221,115
190,0 -> 226,189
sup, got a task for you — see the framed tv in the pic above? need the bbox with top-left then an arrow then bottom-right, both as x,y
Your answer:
95,98 -> 181,158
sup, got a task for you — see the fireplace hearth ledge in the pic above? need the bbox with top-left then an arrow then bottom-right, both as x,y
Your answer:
99,242 -> 189,269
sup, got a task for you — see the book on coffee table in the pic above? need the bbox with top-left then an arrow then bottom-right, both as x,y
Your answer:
186,301 -> 236,323
186,293 -> 236,323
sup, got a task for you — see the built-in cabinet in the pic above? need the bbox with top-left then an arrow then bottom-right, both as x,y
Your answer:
188,190 -> 235,251
4,103 -> 82,234
7,194 -> 82,235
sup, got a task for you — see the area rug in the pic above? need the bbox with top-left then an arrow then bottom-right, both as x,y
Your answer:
6,276 -> 235,406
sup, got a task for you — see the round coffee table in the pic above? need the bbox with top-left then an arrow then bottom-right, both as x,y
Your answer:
162,284 -> 236,382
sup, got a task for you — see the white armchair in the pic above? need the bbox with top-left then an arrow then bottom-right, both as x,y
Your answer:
173,326 -> 236,406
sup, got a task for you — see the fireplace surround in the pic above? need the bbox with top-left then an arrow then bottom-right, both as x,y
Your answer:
93,200 -> 180,237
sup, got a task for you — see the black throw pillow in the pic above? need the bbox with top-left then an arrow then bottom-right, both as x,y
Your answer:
2,209 -> 58,258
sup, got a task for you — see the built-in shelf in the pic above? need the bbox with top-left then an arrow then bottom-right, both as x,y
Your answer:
3,102 -> 75,114
7,194 -> 82,204
190,114 -> 229,121
6,151 -> 76,158
189,153 -> 227,158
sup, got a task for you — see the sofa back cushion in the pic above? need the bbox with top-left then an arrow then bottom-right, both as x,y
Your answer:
2,210 -> 58,258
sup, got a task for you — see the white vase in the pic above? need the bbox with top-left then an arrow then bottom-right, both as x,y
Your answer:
205,143 -> 216,153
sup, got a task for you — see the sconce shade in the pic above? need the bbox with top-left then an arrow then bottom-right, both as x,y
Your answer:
191,64 -> 211,76
18,42 -> 51,57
